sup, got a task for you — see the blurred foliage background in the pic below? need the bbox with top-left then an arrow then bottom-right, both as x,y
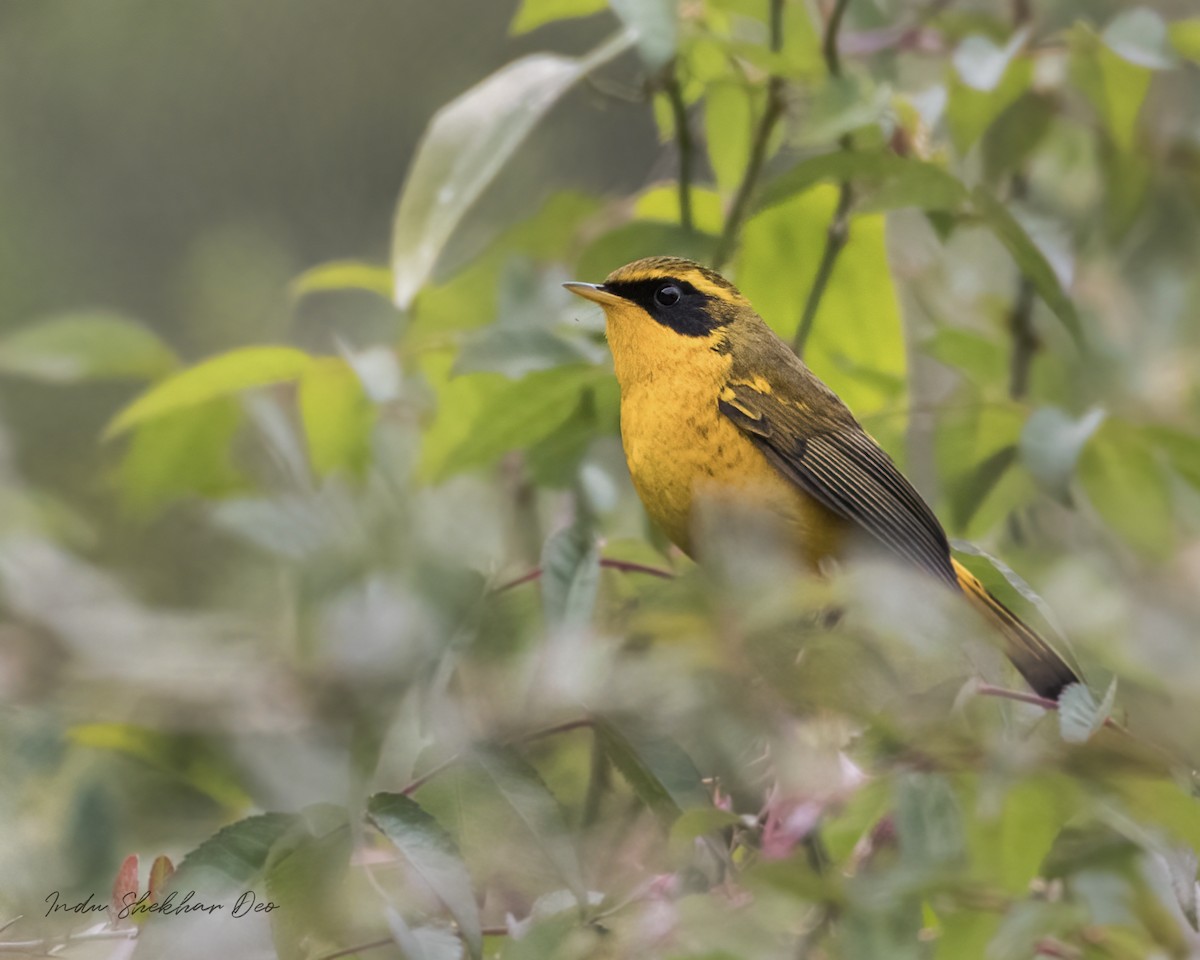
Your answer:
4,0 -> 1200,958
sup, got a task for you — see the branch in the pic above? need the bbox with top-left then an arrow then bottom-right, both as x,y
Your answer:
400,717 -> 596,796
711,0 -> 787,269
793,183 -> 853,355
0,926 -> 137,954
792,0 -> 855,357
663,69 -> 695,233
495,557 -> 675,594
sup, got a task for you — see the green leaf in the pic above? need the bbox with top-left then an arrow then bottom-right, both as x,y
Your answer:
970,187 -> 1081,345
265,806 -> 354,960
454,259 -> 605,379
70,723 -> 252,810
1102,7 -> 1176,70
946,55 -> 1033,154
1058,679 -> 1117,744
795,76 -> 891,147
1070,24 -> 1153,152
104,346 -> 315,438
114,398 -> 244,513
705,83 -> 756,197
968,777 -> 1083,897
369,792 -> 482,960
0,312 -> 177,383
472,745 -> 586,901
509,0 -> 607,34
1019,406 -> 1106,500
1170,19 -> 1200,63
952,29 -> 1029,92
1078,418 -> 1175,558
172,813 -> 298,891
290,260 -> 393,300
596,719 -> 709,826
981,93 -> 1056,184
895,773 -> 966,871
391,33 -> 632,309
575,221 -> 718,283
609,0 -> 677,70
633,185 -> 725,234
298,357 -> 376,476
736,185 -> 906,419
431,365 -> 609,481
540,522 -> 601,629
757,150 -> 968,216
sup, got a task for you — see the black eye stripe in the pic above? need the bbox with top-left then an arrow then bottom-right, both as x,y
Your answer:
601,277 -> 726,338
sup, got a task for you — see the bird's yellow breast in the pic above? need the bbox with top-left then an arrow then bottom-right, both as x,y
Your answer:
609,311 -> 843,563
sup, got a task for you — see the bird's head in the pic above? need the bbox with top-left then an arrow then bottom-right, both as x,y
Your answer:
564,257 -> 754,387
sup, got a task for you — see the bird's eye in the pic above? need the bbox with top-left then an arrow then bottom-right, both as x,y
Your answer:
654,283 -> 682,307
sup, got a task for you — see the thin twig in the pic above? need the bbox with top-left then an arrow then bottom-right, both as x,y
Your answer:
663,69 -> 695,233
976,682 -> 1059,712
495,557 -> 675,594
316,926 -> 511,960
399,717 -> 596,796
793,183 -> 853,355
0,927 -> 137,954
792,0 -> 855,356
1006,0 -> 1036,402
711,0 -> 787,269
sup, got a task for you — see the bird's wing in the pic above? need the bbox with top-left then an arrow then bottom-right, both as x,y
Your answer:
718,378 -> 958,587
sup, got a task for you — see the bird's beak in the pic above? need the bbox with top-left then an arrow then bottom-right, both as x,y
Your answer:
563,281 -> 624,307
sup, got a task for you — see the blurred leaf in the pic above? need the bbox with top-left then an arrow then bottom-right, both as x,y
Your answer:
1115,779 -> 1200,852
575,221 -> 718,282
981,93 -> 1055,184
290,260 -> 393,300
1059,679 -> 1117,744
173,813 -> 298,890
597,719 -> 709,826
952,29 -> 1029,92
391,33 -> 632,309
634,184 -> 725,234
923,328 -> 1007,385
104,346 -> 314,438
0,312 -> 177,383
112,853 -> 139,919
1102,7 -> 1176,70
796,76 -> 891,147
758,150 -> 968,215
1071,25 -> 1152,152
298,356 -> 376,476
70,723 -> 252,809
1170,19 -> 1200,63
510,0 -> 607,34
147,856 -> 175,906
525,378 -> 620,488
473,745 -> 586,901
736,185 -> 906,418
1019,406 -> 1106,500
1148,426 -> 1200,489
609,0 -> 677,70
1078,418 -> 1175,557
433,365 -> 609,480
540,522 -> 600,629
115,397 -> 244,513
369,792 -> 482,960
971,187 -> 1081,344
455,259 -> 604,379
265,806 -> 353,960
895,773 -> 965,871
946,56 -> 1032,153
705,83 -> 756,196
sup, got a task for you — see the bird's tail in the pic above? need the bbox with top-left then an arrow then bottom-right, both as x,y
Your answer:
951,558 -> 1079,700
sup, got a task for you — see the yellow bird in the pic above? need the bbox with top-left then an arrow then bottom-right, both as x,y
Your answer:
565,256 -> 1078,700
